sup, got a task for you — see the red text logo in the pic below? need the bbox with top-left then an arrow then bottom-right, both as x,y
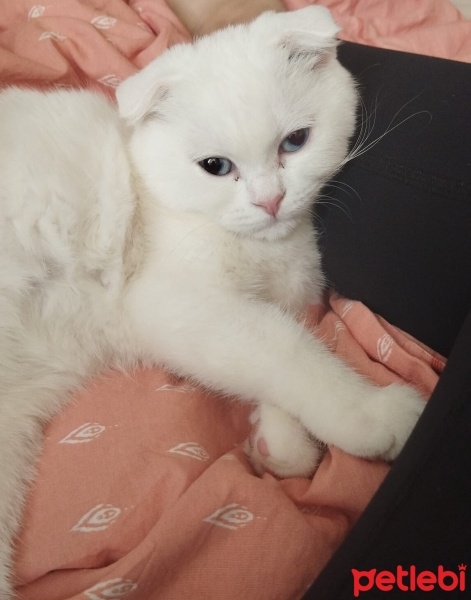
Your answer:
351,564 -> 466,596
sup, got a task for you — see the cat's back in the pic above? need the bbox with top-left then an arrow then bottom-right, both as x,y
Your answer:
0,87 -> 135,293
0,87 -> 120,143
0,87 -> 138,367
0,87 -> 128,198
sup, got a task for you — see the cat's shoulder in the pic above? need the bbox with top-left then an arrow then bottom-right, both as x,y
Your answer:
0,86 -> 115,118
0,87 -> 121,150
0,86 -> 134,280
0,86 -> 128,186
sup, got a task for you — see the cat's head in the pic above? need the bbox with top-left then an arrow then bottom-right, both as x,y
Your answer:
117,6 -> 357,241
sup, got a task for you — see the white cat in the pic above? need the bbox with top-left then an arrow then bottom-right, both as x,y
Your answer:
0,7 -> 425,597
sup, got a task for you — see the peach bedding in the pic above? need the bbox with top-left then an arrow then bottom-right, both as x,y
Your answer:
0,1 -> 463,599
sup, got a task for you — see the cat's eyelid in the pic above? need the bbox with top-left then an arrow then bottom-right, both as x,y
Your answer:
282,124 -> 313,139
279,127 -> 311,154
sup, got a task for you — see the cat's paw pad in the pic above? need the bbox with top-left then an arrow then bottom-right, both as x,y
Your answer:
244,406 -> 322,478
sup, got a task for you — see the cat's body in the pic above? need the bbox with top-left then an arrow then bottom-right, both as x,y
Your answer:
0,7 -> 424,597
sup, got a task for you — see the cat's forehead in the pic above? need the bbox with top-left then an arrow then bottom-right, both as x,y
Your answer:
165,33 -> 322,153
172,28 -> 308,100
116,7 -> 346,133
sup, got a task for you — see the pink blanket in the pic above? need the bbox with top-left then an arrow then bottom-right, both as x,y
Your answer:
290,0 -> 471,62
0,1 -> 458,598
0,0 -> 190,92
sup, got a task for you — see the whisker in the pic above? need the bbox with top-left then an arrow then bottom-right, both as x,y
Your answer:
326,180 -> 363,204
341,92 -> 432,166
315,195 -> 353,222
348,92 -> 381,158
166,219 -> 214,257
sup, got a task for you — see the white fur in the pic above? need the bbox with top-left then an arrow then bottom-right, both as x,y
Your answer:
0,7 -> 424,597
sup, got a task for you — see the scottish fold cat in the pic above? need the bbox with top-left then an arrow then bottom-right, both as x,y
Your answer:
0,7 -> 425,597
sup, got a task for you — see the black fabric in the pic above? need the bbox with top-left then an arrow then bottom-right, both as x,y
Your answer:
303,43 -> 471,600
316,42 -> 471,358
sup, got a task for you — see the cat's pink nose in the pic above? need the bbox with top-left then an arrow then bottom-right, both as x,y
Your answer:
255,193 -> 285,217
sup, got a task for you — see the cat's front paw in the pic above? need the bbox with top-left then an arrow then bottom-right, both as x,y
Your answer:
372,384 -> 426,461
244,405 -> 323,478
336,384 -> 426,461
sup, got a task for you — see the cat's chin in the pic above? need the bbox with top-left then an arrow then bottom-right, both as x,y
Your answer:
231,217 -> 300,242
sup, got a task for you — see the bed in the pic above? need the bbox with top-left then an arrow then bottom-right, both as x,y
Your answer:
1,1 -> 470,599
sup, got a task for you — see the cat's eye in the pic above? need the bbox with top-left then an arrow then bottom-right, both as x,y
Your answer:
198,157 -> 233,176
280,128 -> 310,153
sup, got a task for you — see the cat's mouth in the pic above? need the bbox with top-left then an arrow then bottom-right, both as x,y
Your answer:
230,213 -> 301,242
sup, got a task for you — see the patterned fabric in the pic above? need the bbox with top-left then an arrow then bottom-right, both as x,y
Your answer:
0,1 -> 190,92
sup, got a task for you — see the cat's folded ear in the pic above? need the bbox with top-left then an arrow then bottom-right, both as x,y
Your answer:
256,6 -> 340,66
116,61 -> 172,126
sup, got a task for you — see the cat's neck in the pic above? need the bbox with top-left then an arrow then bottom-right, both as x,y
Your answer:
133,191 -> 321,314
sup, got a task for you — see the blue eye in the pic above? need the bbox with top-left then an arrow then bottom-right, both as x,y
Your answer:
199,157 -> 233,176
280,128 -> 310,153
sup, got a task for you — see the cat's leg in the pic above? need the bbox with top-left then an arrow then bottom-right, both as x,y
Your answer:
245,404 -> 323,477
127,282 -> 426,466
